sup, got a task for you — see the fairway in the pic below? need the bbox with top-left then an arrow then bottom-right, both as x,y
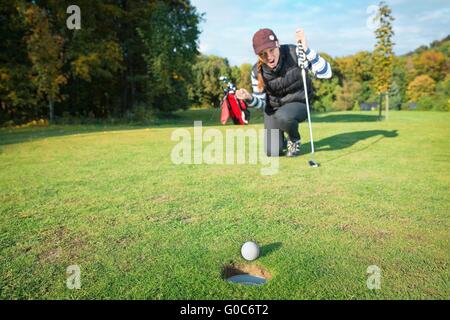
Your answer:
0,110 -> 449,299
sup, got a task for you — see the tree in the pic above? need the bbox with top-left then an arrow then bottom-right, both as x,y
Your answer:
1,0 -> 203,124
230,66 -> 240,88
436,74 -> 450,97
434,74 -> 450,111
189,55 -> 232,108
336,51 -> 373,84
392,56 -> 409,105
0,0 -> 40,124
20,3 -> 67,122
313,52 -> 341,111
372,1 -> 395,118
407,75 -> 436,102
413,50 -> 448,82
333,80 -> 362,111
138,0 -> 201,112
238,63 -> 252,92
389,81 -> 401,110
313,76 -> 340,111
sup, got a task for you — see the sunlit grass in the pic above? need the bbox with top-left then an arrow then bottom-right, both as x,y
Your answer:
0,110 -> 449,299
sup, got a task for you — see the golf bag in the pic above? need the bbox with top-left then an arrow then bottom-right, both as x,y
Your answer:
219,76 -> 250,125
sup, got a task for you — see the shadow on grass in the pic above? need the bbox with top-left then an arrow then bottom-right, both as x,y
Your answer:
0,125 -> 136,146
260,242 -> 282,258
301,130 -> 399,157
311,113 -> 380,123
0,109 -> 382,147
0,109 -> 266,147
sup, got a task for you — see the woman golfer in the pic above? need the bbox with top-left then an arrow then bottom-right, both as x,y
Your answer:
236,28 -> 332,157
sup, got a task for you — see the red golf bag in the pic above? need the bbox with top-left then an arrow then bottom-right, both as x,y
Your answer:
219,77 -> 250,125
220,93 -> 250,125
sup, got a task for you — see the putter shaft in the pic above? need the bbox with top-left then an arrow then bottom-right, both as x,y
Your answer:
297,42 -> 318,165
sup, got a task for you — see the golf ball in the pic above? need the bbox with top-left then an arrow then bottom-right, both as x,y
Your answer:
241,241 -> 260,261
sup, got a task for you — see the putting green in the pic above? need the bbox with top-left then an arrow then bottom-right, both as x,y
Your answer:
0,110 -> 449,299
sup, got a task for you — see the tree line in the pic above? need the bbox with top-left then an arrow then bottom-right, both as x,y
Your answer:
1,0 -> 202,125
313,35 -> 449,113
192,41 -> 449,114
1,1 -> 449,126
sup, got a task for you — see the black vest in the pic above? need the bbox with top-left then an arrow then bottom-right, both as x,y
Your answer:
252,44 -> 313,115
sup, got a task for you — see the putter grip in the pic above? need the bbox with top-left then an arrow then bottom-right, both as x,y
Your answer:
297,42 -> 306,68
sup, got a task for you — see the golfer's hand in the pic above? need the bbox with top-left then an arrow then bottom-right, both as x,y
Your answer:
236,88 -> 252,101
295,28 -> 308,50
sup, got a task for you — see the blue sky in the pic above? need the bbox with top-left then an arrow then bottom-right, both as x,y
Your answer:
191,0 -> 450,66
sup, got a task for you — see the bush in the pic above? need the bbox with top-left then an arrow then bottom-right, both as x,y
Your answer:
416,95 -> 449,111
390,94 -> 403,110
400,102 -> 412,110
432,97 -> 449,111
4,118 -> 50,128
2,120 -> 15,127
56,112 -> 81,125
407,75 -> 436,102
125,103 -> 155,124
416,96 -> 434,110
436,75 -> 450,97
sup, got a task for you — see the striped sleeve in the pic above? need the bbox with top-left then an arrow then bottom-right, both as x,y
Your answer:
304,48 -> 332,79
246,69 -> 266,110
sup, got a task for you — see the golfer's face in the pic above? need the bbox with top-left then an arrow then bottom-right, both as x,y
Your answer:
260,47 -> 280,69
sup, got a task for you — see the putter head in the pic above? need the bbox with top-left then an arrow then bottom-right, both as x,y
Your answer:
309,160 -> 320,168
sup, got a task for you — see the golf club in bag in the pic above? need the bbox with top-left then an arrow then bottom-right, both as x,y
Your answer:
297,42 -> 320,168
219,76 -> 250,125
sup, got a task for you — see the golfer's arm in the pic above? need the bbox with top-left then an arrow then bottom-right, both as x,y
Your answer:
246,71 -> 266,110
305,48 -> 332,79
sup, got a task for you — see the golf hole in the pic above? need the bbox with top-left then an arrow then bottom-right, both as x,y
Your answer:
223,264 -> 272,286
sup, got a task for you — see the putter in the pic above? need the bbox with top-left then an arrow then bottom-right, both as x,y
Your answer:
297,41 -> 320,168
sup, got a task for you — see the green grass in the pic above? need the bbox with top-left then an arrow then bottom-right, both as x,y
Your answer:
0,110 -> 449,299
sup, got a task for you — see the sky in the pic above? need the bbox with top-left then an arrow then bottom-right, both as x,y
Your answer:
190,0 -> 450,66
